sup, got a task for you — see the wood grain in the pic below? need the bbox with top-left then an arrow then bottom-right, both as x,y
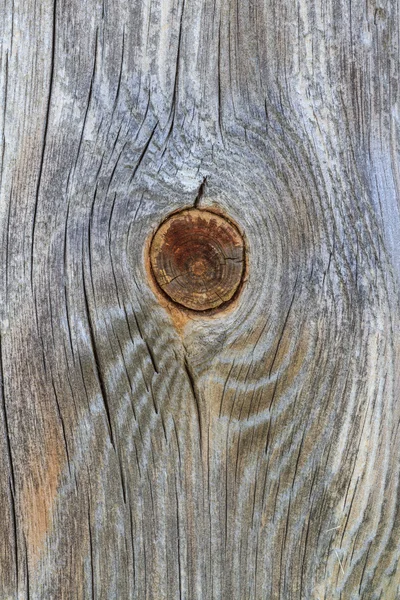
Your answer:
0,0 -> 399,597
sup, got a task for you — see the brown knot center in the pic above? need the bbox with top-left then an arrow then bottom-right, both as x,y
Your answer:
190,258 -> 208,277
149,208 -> 245,312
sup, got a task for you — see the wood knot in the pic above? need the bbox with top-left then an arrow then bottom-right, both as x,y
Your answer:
150,208 -> 245,311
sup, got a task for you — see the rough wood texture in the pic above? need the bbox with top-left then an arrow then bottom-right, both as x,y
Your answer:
0,0 -> 399,597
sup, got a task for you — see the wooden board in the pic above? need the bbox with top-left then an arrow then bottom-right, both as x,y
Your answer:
0,0 -> 399,597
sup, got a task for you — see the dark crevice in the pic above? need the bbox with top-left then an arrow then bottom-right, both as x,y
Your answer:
128,505 -> 136,588
169,0 -> 186,122
88,506 -> 95,600
340,476 -> 360,547
112,25 -> 125,114
73,27 -> 99,176
128,120 -> 158,186
50,376 -> 72,476
0,334 -> 19,589
116,448 -> 127,504
183,354 -> 202,449
4,185 -> 12,306
132,311 -> 159,374
0,52 -> 9,192
175,476 -> 183,600
149,381 -> 159,415
193,176 -> 208,208
358,541 -> 372,595
172,418 -> 182,468
31,0 -> 57,289
0,335 -> 16,494
268,272 -> 299,378
87,184 -> 99,296
9,479 -> 19,591
82,267 -> 116,450
62,200 -> 75,358
24,536 -> 30,600
105,142 -> 128,198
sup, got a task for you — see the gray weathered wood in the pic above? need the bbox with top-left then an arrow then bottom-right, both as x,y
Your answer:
0,0 -> 400,597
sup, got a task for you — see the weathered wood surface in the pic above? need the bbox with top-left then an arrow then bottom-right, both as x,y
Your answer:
0,0 -> 400,597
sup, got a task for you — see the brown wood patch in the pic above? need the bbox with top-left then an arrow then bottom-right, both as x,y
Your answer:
149,209 -> 245,312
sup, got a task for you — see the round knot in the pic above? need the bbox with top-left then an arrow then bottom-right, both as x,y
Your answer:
150,208 -> 245,311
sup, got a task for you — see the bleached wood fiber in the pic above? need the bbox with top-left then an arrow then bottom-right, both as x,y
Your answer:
0,0 -> 399,597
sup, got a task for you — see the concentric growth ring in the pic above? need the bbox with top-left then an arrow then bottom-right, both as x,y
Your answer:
150,208 -> 245,311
